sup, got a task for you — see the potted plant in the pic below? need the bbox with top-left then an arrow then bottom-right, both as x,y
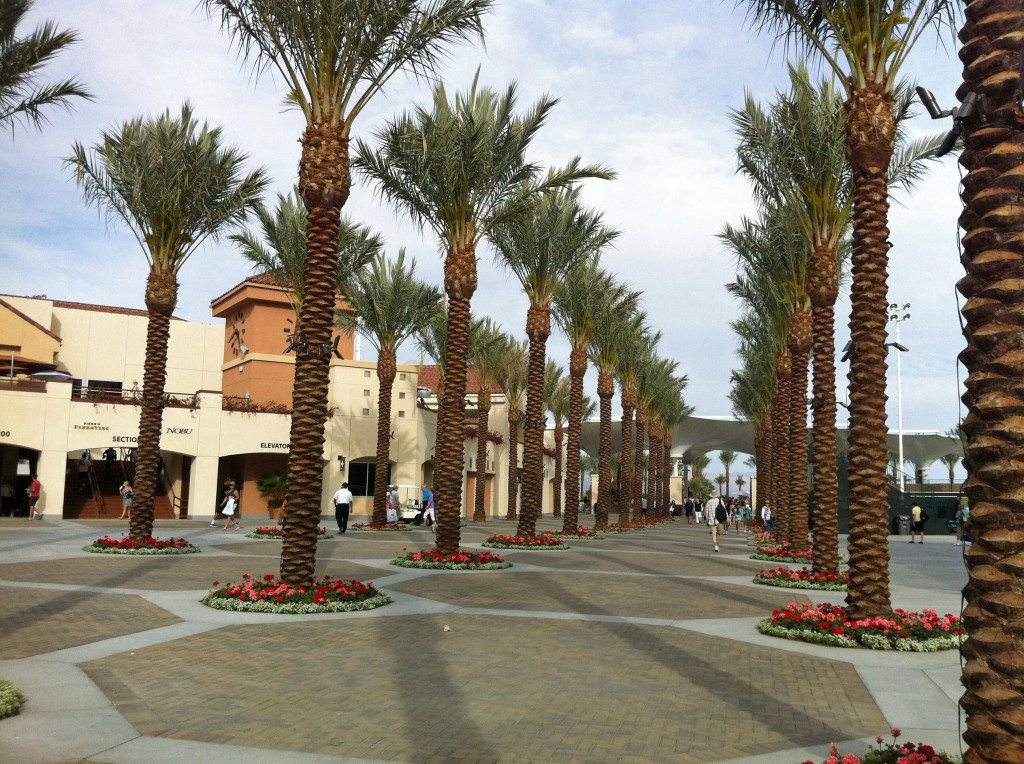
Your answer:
256,472 -> 287,521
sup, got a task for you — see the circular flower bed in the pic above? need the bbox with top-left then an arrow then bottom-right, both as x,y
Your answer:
201,573 -> 391,614
754,567 -> 849,591
350,522 -> 410,532
747,532 -> 778,547
83,536 -> 199,555
245,526 -> 334,540
482,534 -> 570,550
0,679 -> 24,720
545,529 -> 604,540
803,730 -> 957,764
390,548 -> 512,570
759,602 -> 965,651
749,546 -> 848,564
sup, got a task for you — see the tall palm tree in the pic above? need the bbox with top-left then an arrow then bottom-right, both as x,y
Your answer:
954,5 -> 1024,758
554,261 -> 638,533
205,0 -> 491,585
355,78 -> 608,555
616,327 -> 658,524
542,363 -> 568,520
0,0 -> 90,135
497,338 -> 528,521
65,103 -> 268,542
337,250 -> 443,524
743,0 -> 959,618
589,308 -> 644,530
719,449 -> 737,498
231,189 -> 384,321
489,187 -> 617,538
467,319 -> 507,522
736,475 -> 747,495
937,453 -> 958,489
691,453 -> 711,479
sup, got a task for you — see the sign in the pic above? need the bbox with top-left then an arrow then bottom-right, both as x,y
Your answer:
260,442 -> 289,450
74,421 -> 109,432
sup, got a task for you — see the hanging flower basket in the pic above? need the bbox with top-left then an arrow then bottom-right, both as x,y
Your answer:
753,567 -> 849,591
390,548 -> 512,569
201,574 -> 391,614
245,526 -> 334,540
482,534 -> 570,550
758,602 -> 965,651
83,536 -> 199,555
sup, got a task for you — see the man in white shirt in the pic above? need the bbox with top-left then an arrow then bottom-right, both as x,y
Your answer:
761,501 -> 773,533
332,482 -> 354,534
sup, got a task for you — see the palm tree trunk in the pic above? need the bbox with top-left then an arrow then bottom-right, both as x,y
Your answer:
956,5 -> 1024,760
281,195 -> 344,584
755,423 -> 769,524
787,309 -> 812,553
619,389 -> 636,525
771,351 -> 792,543
553,422 -> 563,518
562,344 -> 587,533
648,426 -> 661,518
129,269 -> 176,542
434,243 -> 477,555
810,244 -> 841,576
595,368 -> 614,531
473,388 -> 491,522
843,83 -> 896,621
516,305 -> 550,537
372,349 -> 397,526
633,409 -> 647,522
505,407 -> 520,521
664,432 -> 674,517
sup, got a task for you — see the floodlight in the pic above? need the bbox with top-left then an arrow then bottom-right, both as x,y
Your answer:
916,86 -> 949,119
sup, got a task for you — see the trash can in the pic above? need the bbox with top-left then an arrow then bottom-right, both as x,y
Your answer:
897,515 -> 911,535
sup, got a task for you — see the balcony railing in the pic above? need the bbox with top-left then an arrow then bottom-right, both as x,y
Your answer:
0,378 -> 47,392
72,387 -> 200,409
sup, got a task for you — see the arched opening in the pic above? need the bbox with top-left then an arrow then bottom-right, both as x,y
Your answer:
0,443 -> 39,517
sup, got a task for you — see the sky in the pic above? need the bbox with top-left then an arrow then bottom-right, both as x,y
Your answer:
1,1 -> 969,482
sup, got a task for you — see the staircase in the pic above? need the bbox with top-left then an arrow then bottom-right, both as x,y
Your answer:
62,459 -> 176,519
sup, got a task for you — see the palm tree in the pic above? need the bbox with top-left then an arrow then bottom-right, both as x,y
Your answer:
205,0 -> 491,585
489,188 -> 617,537
955,7 -> 1024,754
937,453 -> 959,490
578,450 -> 597,505
497,338 -> 528,521
543,364 -> 568,520
742,0 -> 959,618
554,260 -> 638,533
65,103 -> 268,541
467,319 -> 507,522
231,189 -> 384,322
616,328 -> 658,523
0,0 -> 90,135
337,250 -> 443,524
691,454 -> 711,480
355,78 -> 608,555
736,475 -> 747,495
589,307 -> 644,530
715,475 -> 727,495
719,449 -> 737,499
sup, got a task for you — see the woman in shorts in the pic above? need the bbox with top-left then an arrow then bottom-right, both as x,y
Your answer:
118,481 -> 133,520
222,483 -> 241,531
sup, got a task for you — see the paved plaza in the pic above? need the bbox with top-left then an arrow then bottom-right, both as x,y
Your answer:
0,515 -> 967,763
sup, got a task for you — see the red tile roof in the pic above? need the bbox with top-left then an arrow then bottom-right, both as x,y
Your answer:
0,297 -> 62,341
209,272 -> 292,307
51,299 -> 184,320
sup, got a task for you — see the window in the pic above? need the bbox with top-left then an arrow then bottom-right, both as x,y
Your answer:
348,462 -> 375,497
363,389 -> 370,397
398,391 -> 406,399
363,370 -> 371,378
400,373 -> 406,380
362,408 -> 370,416
398,410 -> 405,418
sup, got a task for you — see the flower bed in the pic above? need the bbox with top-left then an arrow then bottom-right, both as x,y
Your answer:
201,573 -> 391,614
244,526 -> 334,540
83,536 -> 199,555
350,523 -> 410,532
754,567 -> 849,591
482,534 -> 570,550
747,532 -> 779,547
802,730 -> 958,764
750,546 -> 848,564
760,602 -> 964,652
0,679 -> 24,720
545,529 -> 604,540
390,548 -> 512,570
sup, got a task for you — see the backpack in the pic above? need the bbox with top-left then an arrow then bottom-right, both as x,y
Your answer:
715,501 -> 728,524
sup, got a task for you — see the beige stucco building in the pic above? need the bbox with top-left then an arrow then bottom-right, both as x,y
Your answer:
0,287 -> 559,521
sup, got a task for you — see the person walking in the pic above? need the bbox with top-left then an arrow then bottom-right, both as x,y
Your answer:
910,501 -> 925,545
761,501 -> 773,534
710,496 -> 728,552
386,485 -> 400,524
102,446 -> 118,477
211,478 -> 232,527
333,482 -> 353,534
421,486 -> 436,528
221,482 -> 241,531
955,503 -> 970,544
28,475 -> 43,520
684,498 -> 694,524
118,481 -> 133,520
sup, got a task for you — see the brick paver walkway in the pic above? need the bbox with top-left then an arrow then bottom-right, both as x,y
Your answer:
0,517 -> 962,763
